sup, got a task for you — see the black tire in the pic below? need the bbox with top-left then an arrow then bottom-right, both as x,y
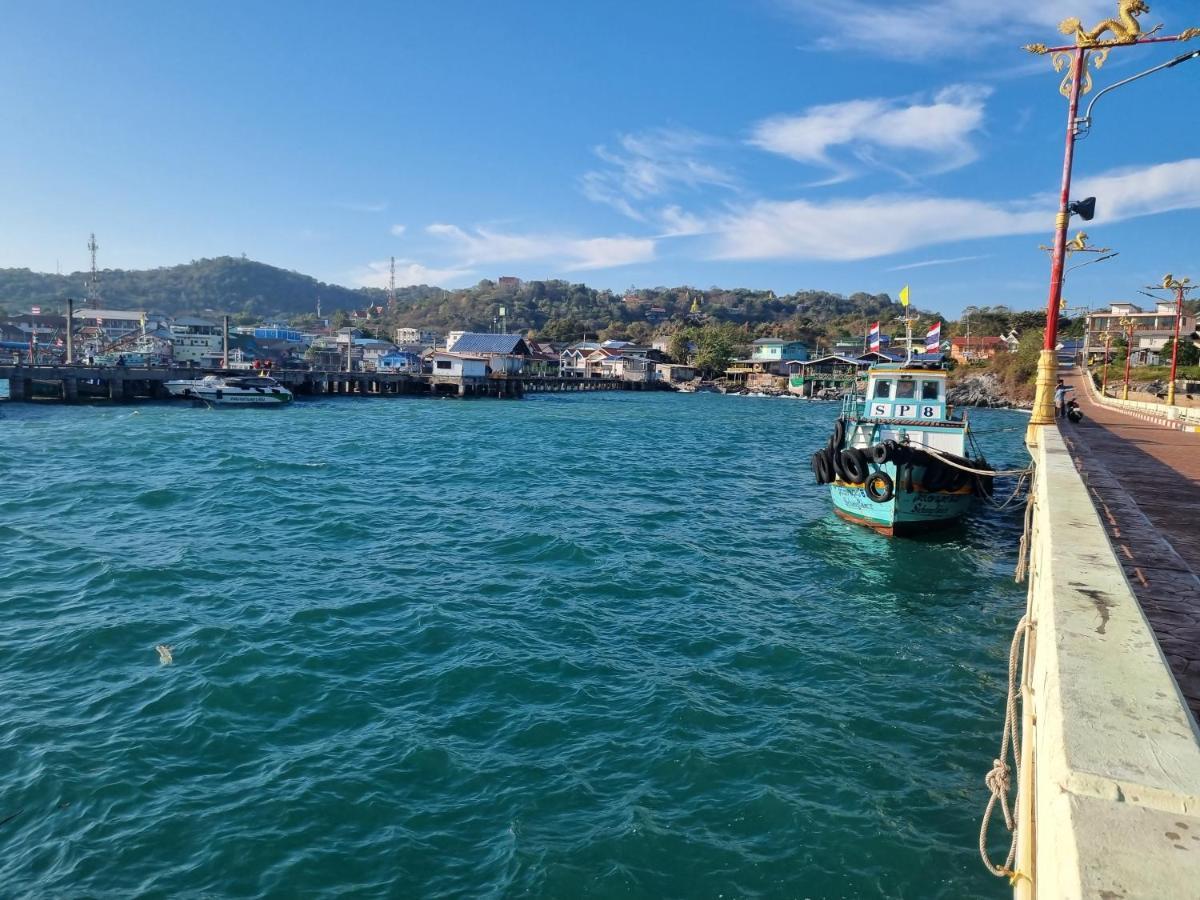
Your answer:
830,444 -> 850,482
866,471 -> 895,503
811,451 -> 831,485
840,448 -> 869,484
832,418 -> 846,450
922,461 -> 948,491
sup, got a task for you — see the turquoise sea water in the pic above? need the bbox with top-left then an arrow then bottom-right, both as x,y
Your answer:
0,392 -> 1029,898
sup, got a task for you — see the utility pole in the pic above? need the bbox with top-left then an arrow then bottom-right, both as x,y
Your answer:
66,297 -> 75,364
87,233 -> 101,309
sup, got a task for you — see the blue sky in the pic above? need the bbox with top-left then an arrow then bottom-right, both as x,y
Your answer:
1,0 -> 1198,316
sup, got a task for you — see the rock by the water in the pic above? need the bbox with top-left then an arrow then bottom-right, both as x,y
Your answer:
947,373 -> 1027,409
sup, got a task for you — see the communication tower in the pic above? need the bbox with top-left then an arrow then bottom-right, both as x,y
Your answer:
86,233 -> 101,308
388,256 -> 397,311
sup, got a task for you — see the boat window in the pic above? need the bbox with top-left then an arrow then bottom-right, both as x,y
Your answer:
895,380 -> 916,399
921,381 -> 940,400
873,380 -> 891,399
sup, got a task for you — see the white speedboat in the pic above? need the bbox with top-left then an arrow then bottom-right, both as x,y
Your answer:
164,374 -> 293,406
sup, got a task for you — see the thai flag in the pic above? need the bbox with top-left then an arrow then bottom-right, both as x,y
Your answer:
868,321 -> 881,352
925,321 -> 942,354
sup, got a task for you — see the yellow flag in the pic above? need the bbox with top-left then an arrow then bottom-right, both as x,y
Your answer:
899,285 -> 910,307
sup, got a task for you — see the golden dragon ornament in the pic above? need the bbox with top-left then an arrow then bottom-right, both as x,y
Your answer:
1023,1 -> 1200,96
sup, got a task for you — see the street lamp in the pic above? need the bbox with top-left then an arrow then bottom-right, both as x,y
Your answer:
1120,315 -> 1137,401
1022,10 -> 1200,444
1101,332 -> 1114,396
1145,274 -> 1196,406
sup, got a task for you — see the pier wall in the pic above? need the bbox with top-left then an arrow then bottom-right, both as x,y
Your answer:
1080,370 -> 1200,431
1016,428 -> 1200,897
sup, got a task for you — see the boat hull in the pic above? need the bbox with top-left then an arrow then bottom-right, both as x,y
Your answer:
164,380 -> 292,405
830,479 -> 975,537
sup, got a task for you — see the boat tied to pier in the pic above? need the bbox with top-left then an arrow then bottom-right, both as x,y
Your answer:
811,359 -> 996,536
164,373 -> 293,406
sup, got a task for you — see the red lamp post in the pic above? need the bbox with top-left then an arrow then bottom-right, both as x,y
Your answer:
1101,333 -> 1113,396
1160,275 -> 1195,405
1022,17 -> 1200,442
1121,317 -> 1136,402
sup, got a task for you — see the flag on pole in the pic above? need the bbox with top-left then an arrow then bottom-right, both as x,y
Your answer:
868,321 -> 881,353
898,286 -> 910,307
925,321 -> 942,354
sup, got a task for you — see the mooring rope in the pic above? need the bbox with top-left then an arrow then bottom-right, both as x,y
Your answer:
1014,486 -> 1037,584
919,444 -> 1034,478
979,614 -> 1031,883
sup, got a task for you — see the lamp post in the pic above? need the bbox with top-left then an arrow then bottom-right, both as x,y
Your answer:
1022,12 -> 1200,445
1101,332 -> 1114,396
1158,274 -> 1195,406
1121,316 -> 1136,401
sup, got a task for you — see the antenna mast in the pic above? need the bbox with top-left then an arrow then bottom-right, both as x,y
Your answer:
388,256 -> 397,311
87,233 -> 101,308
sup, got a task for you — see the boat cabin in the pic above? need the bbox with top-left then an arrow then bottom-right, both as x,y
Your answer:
863,365 -> 947,422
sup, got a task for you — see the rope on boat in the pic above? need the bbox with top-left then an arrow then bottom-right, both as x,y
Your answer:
919,444 -> 1033,478
979,614 -> 1032,884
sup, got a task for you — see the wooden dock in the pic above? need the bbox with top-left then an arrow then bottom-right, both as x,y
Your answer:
0,364 -> 665,403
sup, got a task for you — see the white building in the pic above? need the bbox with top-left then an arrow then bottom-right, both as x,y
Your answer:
394,327 -> 439,347
445,330 -> 467,351
1085,301 -> 1198,363
431,351 -> 487,378
169,316 -> 224,366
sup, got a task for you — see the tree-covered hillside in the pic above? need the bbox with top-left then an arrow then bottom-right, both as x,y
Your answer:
0,257 -> 378,319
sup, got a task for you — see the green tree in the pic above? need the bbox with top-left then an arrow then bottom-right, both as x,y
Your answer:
668,330 -> 694,364
1159,336 -> 1200,367
693,324 -> 736,376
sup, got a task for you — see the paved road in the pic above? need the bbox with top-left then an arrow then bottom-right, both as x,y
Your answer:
1060,369 -> 1200,718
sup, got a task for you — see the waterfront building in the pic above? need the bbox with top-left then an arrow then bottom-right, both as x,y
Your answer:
726,338 -> 810,390
949,336 -> 1008,364
787,354 -> 871,397
431,351 -> 488,378
1085,301 -> 1198,365
70,309 -> 157,345
750,337 -> 810,363
584,350 -> 652,382
653,363 -> 696,383
376,350 -> 422,373
394,327 -> 439,347
168,316 -> 224,366
560,341 -> 601,377
444,333 -> 532,373
445,330 -> 466,351
525,341 -> 561,376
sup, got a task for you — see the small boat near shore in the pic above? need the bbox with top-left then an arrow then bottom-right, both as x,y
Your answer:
811,361 -> 994,536
165,374 -> 293,406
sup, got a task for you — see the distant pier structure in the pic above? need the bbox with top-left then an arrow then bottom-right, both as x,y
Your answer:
0,363 -> 663,404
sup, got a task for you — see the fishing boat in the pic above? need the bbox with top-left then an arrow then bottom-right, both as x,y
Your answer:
810,362 -> 994,535
164,374 -> 293,406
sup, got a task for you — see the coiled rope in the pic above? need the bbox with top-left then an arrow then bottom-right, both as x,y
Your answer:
979,614 -> 1032,883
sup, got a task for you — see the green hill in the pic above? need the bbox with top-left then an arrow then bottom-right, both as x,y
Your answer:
0,256 -> 929,341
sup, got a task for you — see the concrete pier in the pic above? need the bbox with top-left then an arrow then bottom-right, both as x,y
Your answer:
1,364 -> 666,404
1015,426 -> 1200,898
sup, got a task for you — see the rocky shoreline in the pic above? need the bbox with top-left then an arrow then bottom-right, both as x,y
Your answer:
945,373 -> 1031,409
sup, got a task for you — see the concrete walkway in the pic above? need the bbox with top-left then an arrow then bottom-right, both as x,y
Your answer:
1060,368 -> 1200,719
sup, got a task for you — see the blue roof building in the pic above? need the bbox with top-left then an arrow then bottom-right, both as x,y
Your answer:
447,333 -> 531,356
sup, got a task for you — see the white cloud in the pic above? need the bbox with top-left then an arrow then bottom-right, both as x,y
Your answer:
352,259 -> 474,288
581,128 -> 737,221
781,0 -> 1114,60
749,85 -> 991,180
334,201 -> 388,213
887,254 -> 991,271
711,157 -> 1200,261
425,224 -> 655,271
390,224 -> 407,237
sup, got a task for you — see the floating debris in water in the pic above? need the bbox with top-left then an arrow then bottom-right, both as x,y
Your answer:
156,644 -> 173,665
